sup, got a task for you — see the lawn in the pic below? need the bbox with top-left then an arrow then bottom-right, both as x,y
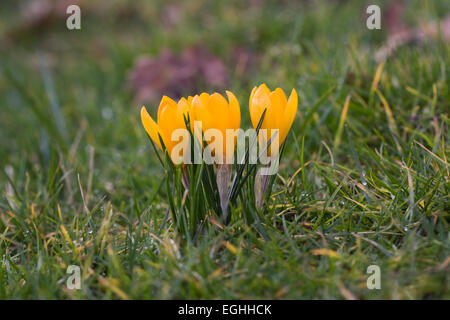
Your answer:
0,0 -> 449,299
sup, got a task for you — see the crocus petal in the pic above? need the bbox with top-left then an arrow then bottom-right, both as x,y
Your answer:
159,102 -> 181,153
250,85 -> 273,130
258,83 -> 271,95
177,97 -> 192,128
157,95 -> 177,124
208,93 -> 230,136
199,92 -> 210,107
141,106 -> 162,150
280,88 -> 298,144
269,88 -> 287,128
226,90 -> 241,130
250,84 -> 270,106
192,94 -> 213,134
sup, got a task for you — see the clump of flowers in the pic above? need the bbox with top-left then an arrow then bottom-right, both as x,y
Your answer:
140,84 -> 299,239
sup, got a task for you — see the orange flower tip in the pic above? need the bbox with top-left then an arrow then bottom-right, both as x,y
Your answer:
140,106 -> 148,116
289,88 -> 298,101
160,95 -> 177,106
225,90 -> 237,101
178,97 -> 188,104
260,83 -> 270,90
192,95 -> 201,104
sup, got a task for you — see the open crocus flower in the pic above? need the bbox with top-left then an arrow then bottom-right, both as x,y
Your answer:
140,96 -> 195,164
192,91 -> 241,164
249,84 -> 298,155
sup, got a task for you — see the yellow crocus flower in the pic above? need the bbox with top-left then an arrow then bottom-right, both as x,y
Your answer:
191,91 -> 241,163
191,91 -> 240,220
140,95 -> 195,163
249,84 -> 298,154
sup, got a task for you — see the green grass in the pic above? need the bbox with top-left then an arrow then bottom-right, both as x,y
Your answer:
0,0 -> 449,299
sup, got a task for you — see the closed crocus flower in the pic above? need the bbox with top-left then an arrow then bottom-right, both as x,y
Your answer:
192,91 -> 241,163
249,84 -> 298,154
192,91 -> 241,222
141,96 -> 195,164
250,84 -> 298,210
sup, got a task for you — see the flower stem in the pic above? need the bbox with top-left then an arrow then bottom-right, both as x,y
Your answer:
216,163 -> 232,224
255,166 -> 270,210
181,165 -> 189,200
